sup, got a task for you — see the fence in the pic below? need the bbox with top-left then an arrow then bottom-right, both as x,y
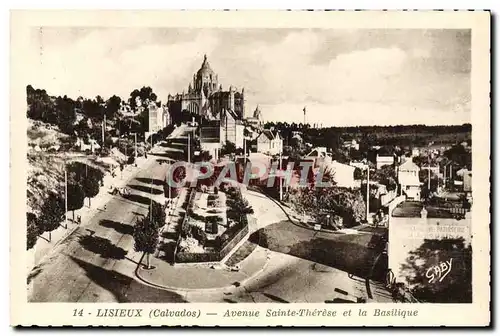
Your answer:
175,224 -> 249,263
172,188 -> 196,264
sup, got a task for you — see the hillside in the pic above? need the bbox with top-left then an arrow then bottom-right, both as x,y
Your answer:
26,119 -> 125,215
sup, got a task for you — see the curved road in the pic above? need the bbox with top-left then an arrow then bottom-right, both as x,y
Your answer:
28,128 -> 191,303
28,126 -> 391,303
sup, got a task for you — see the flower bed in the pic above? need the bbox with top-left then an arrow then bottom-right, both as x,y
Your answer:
174,187 -> 251,264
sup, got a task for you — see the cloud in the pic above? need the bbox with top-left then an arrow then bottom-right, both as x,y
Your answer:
26,28 -> 470,125
27,28 -> 220,101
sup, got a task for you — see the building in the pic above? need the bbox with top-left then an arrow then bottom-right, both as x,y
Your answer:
200,120 -> 222,161
397,158 -> 421,201
221,108 -> 244,149
167,55 -> 246,124
324,160 -> 356,189
76,138 -> 101,153
342,139 -> 360,151
457,168 -> 472,192
245,105 -> 263,127
145,101 -> 168,139
349,160 -> 368,170
389,201 -> 472,295
376,154 -> 395,170
303,147 -> 332,168
255,129 -> 283,156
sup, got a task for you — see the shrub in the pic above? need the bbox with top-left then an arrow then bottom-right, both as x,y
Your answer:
190,225 -> 207,246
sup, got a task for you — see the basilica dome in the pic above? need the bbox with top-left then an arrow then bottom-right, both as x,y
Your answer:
197,54 -> 215,79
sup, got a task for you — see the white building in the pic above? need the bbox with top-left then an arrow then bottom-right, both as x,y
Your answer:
376,154 -> 395,170
325,160 -> 357,189
303,147 -> 332,168
255,129 -> 283,156
200,120 -> 222,161
342,139 -> 360,151
146,101 -> 167,139
397,158 -> 421,201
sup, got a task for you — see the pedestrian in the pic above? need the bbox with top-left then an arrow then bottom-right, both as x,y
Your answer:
77,215 -> 82,224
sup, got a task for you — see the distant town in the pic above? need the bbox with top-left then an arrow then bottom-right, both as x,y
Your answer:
27,55 -> 472,304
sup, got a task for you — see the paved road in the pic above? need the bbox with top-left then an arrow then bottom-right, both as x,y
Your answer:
28,130 -> 190,303
185,190 -> 393,303
28,126 -> 392,303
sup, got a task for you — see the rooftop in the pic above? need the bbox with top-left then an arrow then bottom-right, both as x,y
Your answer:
392,201 -> 466,219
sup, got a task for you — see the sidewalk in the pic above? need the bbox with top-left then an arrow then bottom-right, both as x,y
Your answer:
253,190 -> 365,235
28,153 -> 156,273
136,245 -> 269,291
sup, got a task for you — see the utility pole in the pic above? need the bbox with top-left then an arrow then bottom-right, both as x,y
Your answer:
279,146 -> 283,201
188,133 -> 191,164
150,176 -> 153,222
102,114 -> 106,145
64,167 -> 68,229
428,166 -> 431,190
134,133 -> 138,159
366,166 -> 370,224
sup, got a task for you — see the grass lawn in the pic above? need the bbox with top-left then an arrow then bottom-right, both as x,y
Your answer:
226,240 -> 257,267
250,220 -> 386,281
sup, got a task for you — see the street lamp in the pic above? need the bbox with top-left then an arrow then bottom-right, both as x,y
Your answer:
130,132 -> 138,166
364,164 -> 373,224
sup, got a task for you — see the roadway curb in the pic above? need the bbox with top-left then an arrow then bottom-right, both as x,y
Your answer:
249,188 -> 353,235
246,188 -> 321,232
29,156 -> 158,272
134,247 -> 271,294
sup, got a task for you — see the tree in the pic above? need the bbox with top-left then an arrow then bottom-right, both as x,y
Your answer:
27,212 -> 40,250
148,201 -> 166,230
221,141 -> 237,156
354,167 -> 363,180
399,238 -> 472,303
67,162 -> 104,207
444,143 -> 472,170
105,95 -> 122,120
136,108 -> 149,133
82,174 -> 101,207
26,85 -> 57,124
55,95 -> 77,134
293,186 -> 366,227
420,169 -> 441,200
67,183 -> 85,220
129,86 -> 157,111
37,192 -> 65,242
371,164 -> 398,192
133,216 -> 159,269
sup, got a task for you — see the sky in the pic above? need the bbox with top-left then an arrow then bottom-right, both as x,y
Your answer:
27,28 -> 471,126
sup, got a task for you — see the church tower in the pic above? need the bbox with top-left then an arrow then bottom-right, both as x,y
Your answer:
194,54 -> 218,97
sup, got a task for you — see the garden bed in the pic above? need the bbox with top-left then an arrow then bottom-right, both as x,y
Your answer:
174,186 -> 252,264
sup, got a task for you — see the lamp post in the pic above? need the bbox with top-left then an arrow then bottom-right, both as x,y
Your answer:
279,145 -> 283,202
366,165 -> 370,224
64,167 -> 68,229
188,133 -> 191,164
